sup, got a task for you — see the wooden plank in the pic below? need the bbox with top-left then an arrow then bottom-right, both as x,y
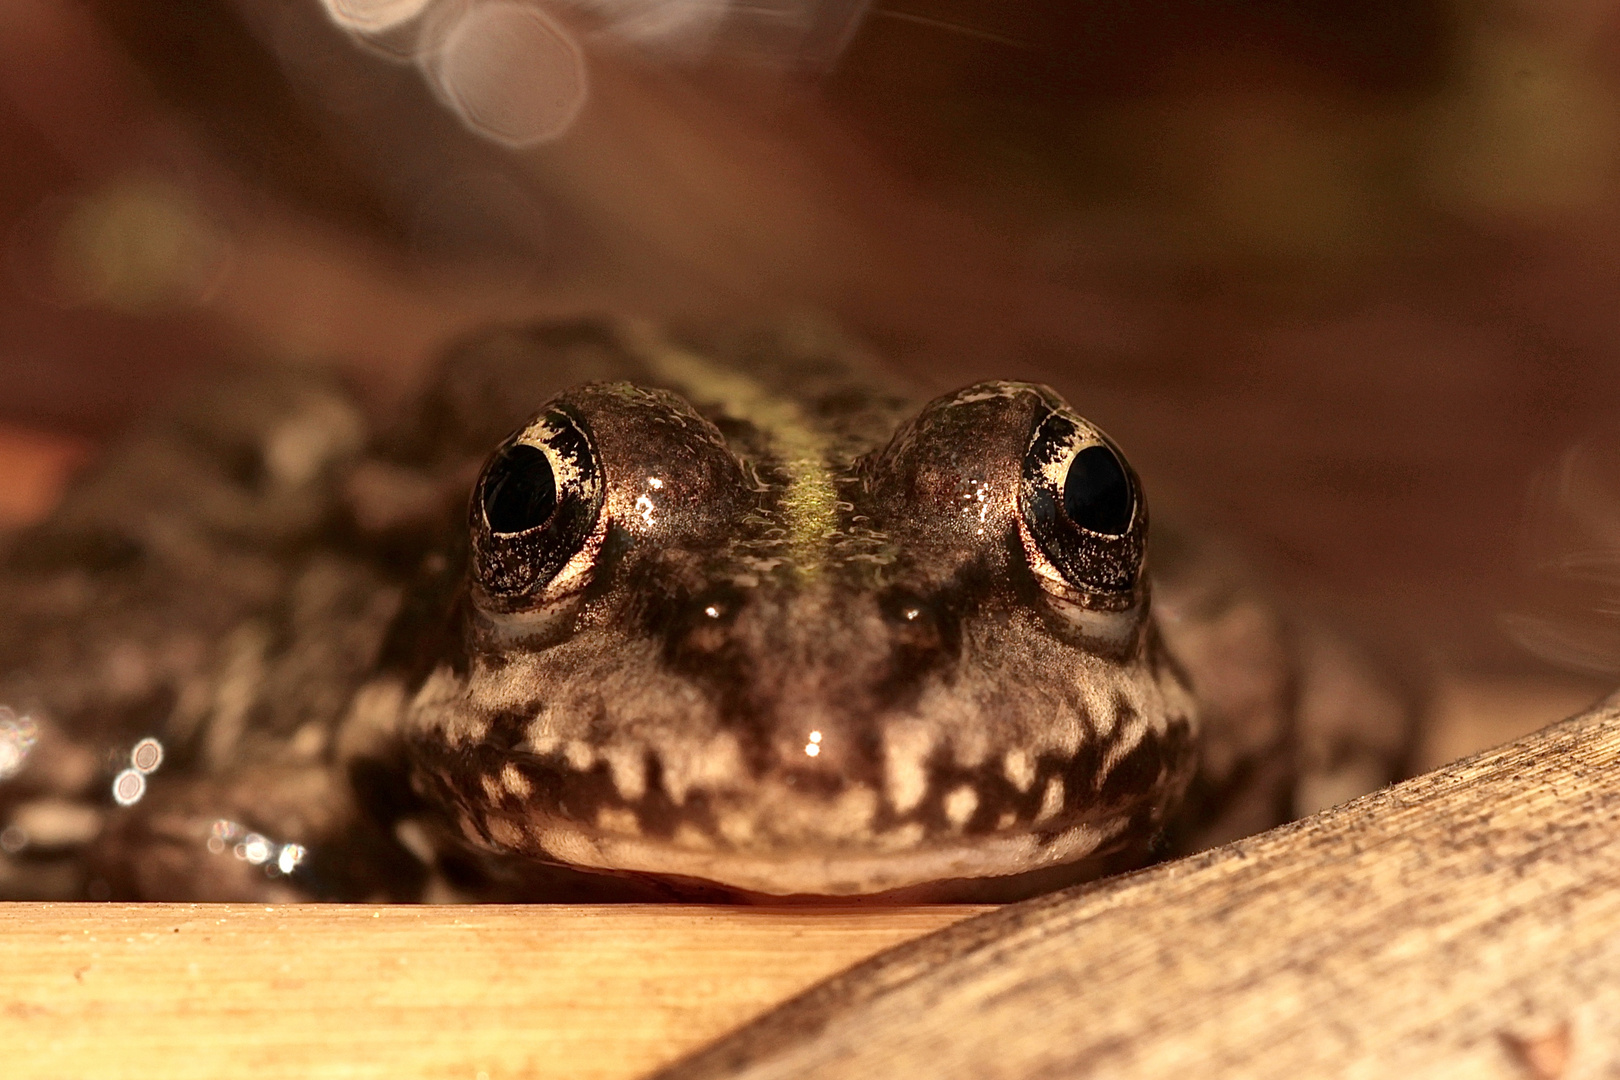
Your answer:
657,698 -> 1620,1080
0,903 -> 983,1080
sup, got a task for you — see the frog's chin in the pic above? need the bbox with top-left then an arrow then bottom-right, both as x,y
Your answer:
525,814 -> 1135,897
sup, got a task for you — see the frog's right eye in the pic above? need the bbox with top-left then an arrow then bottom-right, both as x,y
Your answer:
470,407 -> 603,599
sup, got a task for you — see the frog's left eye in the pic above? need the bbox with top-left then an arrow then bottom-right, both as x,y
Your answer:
482,444 -> 557,535
470,407 -> 603,599
1021,410 -> 1145,598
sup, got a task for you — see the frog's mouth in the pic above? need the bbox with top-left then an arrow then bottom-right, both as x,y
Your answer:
422,713 -> 1192,897
527,800 -> 1137,898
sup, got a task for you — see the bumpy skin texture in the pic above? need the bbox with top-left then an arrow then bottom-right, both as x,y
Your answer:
0,321 -> 1414,902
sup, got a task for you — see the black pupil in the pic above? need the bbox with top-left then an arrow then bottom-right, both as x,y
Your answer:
1063,444 -> 1132,535
483,443 -> 557,534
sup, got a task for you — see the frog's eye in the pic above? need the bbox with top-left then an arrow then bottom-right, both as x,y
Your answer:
482,444 -> 557,535
470,407 -> 603,599
1021,410 -> 1145,598
1063,444 -> 1133,536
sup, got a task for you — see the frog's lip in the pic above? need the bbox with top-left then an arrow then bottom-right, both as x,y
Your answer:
447,733 -> 1177,893
431,709 -> 1195,895
527,813 -> 1134,896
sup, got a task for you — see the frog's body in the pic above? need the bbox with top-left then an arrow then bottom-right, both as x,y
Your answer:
0,320 -> 1413,902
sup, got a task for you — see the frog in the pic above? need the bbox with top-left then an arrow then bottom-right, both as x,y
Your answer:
0,318 -> 1415,903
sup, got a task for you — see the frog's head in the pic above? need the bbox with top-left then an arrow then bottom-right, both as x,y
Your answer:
403,378 -> 1198,899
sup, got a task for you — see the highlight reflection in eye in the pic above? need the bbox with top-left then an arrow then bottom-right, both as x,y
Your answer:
804,730 -> 823,758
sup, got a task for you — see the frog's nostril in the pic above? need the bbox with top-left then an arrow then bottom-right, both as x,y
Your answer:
880,590 -> 933,627
671,590 -> 746,656
876,591 -> 958,662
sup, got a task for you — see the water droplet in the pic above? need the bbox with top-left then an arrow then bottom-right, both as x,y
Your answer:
237,834 -> 273,865
111,769 -> 145,807
0,709 -> 39,780
130,737 -> 163,774
277,844 -> 307,875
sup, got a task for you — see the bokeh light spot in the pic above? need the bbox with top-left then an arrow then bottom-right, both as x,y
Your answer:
0,708 -> 39,781
320,0 -> 433,34
112,769 -> 146,807
52,176 -> 231,314
130,737 -> 164,774
425,2 -> 588,147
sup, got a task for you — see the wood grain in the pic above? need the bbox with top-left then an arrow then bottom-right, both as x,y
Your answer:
0,903 -> 982,1080
658,698 -> 1620,1080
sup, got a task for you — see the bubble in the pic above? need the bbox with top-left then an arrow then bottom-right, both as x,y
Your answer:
112,769 -> 146,807
0,825 -> 26,854
424,2 -> 588,147
130,737 -> 164,774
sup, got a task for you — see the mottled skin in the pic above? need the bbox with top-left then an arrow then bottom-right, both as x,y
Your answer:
0,320 -> 1413,902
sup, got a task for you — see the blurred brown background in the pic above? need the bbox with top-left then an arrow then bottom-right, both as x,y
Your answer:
3,0 -> 1618,759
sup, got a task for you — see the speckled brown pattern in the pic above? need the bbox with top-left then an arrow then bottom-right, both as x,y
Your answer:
0,318 -> 1412,902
